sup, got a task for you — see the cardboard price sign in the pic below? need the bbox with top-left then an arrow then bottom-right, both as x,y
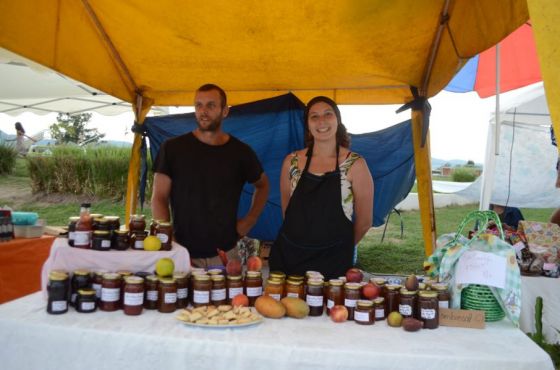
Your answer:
439,308 -> 485,329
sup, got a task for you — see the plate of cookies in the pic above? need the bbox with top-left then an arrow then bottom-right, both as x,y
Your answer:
176,304 -> 263,328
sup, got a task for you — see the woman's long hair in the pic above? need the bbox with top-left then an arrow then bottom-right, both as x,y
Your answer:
15,122 -> 25,134
303,96 -> 350,148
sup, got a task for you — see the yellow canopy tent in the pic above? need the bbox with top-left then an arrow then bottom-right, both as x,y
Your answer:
1,0 -> 558,255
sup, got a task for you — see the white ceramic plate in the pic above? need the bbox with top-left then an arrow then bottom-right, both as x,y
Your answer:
177,317 -> 263,328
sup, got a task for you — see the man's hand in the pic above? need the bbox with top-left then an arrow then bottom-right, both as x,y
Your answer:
236,216 -> 257,239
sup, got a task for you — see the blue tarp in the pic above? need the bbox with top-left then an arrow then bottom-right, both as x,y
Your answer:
444,56 -> 479,93
143,93 -> 415,241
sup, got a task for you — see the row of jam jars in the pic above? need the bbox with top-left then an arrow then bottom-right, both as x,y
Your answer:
245,271 -> 263,306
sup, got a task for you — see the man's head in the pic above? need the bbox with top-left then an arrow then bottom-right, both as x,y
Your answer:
194,84 -> 229,132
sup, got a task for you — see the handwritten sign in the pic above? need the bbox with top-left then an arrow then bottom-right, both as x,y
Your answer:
439,308 -> 485,329
455,250 -> 506,289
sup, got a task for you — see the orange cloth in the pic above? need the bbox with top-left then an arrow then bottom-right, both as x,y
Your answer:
0,235 -> 54,304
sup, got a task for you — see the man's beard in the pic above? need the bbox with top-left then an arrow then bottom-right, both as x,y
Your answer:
196,116 -> 222,132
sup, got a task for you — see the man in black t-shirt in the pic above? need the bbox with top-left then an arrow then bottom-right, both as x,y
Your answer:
152,84 -> 269,267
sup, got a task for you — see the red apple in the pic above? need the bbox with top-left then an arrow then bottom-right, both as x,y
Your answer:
247,256 -> 263,272
226,259 -> 242,276
362,282 -> 381,300
330,305 -> 349,323
232,294 -> 249,307
345,268 -> 363,283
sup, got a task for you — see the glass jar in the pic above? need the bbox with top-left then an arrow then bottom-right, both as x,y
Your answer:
306,279 -> 325,316
399,289 -> 417,318
94,217 -> 110,232
47,271 -> 69,315
144,275 -> 159,309
174,272 -> 189,308
385,284 -> 401,314
100,273 -> 121,311
104,216 -> 120,232
158,278 -> 177,313
129,214 -> 146,234
344,282 -> 361,320
117,270 -> 133,307
327,279 -> 344,315
227,275 -> 243,304
192,274 -> 211,307
123,276 -> 144,316
155,221 -> 173,251
265,278 -> 284,301
305,271 -> 324,283
211,275 -> 227,306
269,271 -> 287,282
245,271 -> 263,306
354,300 -> 374,325
371,277 -> 386,297
92,230 -> 111,251
285,279 -> 304,300
76,288 -> 97,313
373,297 -> 386,321
432,283 -> 450,309
67,216 -> 79,247
70,269 -> 91,306
90,214 -> 104,227
419,290 -> 439,329
112,229 -> 130,250
149,219 -> 161,236
92,271 -> 106,301
131,231 -> 148,250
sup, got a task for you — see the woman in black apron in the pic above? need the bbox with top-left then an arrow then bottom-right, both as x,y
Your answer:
269,97 -> 374,280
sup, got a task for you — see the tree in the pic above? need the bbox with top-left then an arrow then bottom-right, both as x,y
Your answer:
49,113 -> 104,144
466,160 -> 475,167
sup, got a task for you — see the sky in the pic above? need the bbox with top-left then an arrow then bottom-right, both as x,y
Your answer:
0,90 -> 500,163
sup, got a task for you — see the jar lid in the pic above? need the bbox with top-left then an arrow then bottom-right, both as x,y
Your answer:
191,267 -> 206,274
357,300 -> 374,308
50,269 -> 68,275
117,270 -> 133,276
103,272 -> 121,280
246,271 -> 262,278
78,288 -> 96,296
48,271 -> 68,281
173,272 -> 188,279
73,269 -> 90,276
400,288 -> 417,296
93,230 -> 110,236
306,271 -> 324,279
307,278 -> 324,286
125,276 -> 144,284
94,270 -> 108,276
344,282 -> 361,290
386,284 -> 402,291
418,282 -> 427,290
267,278 -> 283,285
90,213 -> 103,218
328,279 -> 344,286
270,271 -> 286,280
227,274 -> 242,281
419,290 -> 438,298
286,279 -> 303,286
211,275 -> 225,282
432,282 -> 449,291
371,277 -> 386,285
207,268 -> 223,276
194,274 -> 211,281
158,221 -> 172,227
338,276 -> 347,282
159,277 -> 176,284
146,274 -> 159,282
96,218 -> 109,224
373,297 -> 385,304
68,216 -> 80,222
287,274 -> 304,282
130,214 -> 145,220
115,229 -> 129,235
104,216 -> 120,221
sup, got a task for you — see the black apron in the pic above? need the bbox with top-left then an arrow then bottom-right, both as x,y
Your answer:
269,145 -> 354,280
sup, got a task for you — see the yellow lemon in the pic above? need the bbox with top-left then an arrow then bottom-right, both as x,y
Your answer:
155,258 -> 174,277
144,235 -> 162,251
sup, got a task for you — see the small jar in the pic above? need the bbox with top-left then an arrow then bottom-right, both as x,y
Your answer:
94,218 -> 110,232
211,275 -> 227,306
285,279 -> 305,300
144,275 -> 159,309
104,216 -> 120,232
99,273 -> 121,312
245,271 -> 263,306
326,279 -> 344,315
117,270 -> 133,307
373,297 -> 386,321
227,275 -> 244,304
155,221 -> 173,251
129,214 -> 146,234
344,282 -> 361,320
112,229 -> 130,250
174,272 -> 189,309
149,219 -> 161,236
92,271 -> 106,300
265,279 -> 284,301
70,269 -> 91,306
47,272 -> 69,315
192,274 -> 212,307
76,288 -> 97,313
158,278 -> 177,313
92,230 -> 111,251
399,289 -> 417,318
67,216 -> 79,247
131,231 -> 148,250
306,279 -> 325,316
418,290 -> 439,329
354,300 -> 374,325
123,276 -> 144,316
384,284 -> 401,314
432,283 -> 450,309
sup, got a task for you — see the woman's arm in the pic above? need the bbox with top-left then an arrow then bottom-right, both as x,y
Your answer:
349,158 -> 374,245
279,154 -> 293,217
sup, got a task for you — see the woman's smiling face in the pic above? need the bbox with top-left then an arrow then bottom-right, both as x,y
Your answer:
307,101 -> 338,143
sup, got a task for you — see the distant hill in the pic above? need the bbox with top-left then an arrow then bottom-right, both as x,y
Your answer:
431,158 -> 483,168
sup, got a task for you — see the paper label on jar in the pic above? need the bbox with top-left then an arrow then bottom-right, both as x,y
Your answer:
228,287 -> 243,299
81,301 -> 95,311
124,292 -> 144,306
286,292 -> 299,299
134,240 -> 144,249
164,292 -> 177,304
156,233 -> 169,243
375,308 -> 385,319
101,240 -> 111,248
439,300 -> 449,309
147,290 -> 158,301
177,288 -> 188,299
101,287 -> 120,302
421,308 -> 436,320
211,289 -> 226,301
344,298 -> 357,308
51,301 -> 67,312
92,283 -> 102,298
193,290 -> 209,304
68,231 -> 75,241
71,293 -> 77,304
246,286 -> 263,297
354,310 -> 370,322
268,293 -> 281,301
399,304 -> 412,316
306,294 -> 323,307
327,299 -> 334,309
73,231 -> 91,246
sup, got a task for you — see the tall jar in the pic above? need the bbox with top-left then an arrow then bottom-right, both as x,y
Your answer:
399,289 -> 417,318
284,279 -> 304,300
245,271 -> 263,306
227,275 -> 243,304
418,290 -> 439,329
432,283 -> 450,309
327,279 -> 344,315
155,221 -> 173,251
264,278 -> 284,301
344,282 -> 361,320
123,276 -> 144,316
47,271 -> 69,315
174,272 -> 189,309
158,278 -> 177,313
91,271 -> 106,301
384,284 -> 401,314
211,275 -> 227,306
67,216 -> 79,247
144,275 -> 159,309
373,297 -> 386,321
306,279 -> 325,316
99,273 -> 121,312
192,274 -> 211,307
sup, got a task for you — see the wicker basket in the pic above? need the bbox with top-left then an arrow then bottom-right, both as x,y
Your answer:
460,284 -> 505,322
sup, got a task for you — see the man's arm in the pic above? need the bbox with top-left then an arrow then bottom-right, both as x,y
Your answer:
236,172 -> 270,238
151,172 -> 172,221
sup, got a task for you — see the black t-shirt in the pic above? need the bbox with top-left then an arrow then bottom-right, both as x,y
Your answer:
154,132 -> 263,258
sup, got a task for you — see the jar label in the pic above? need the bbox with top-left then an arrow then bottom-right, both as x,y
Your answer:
439,300 -> 449,309
246,286 -> 263,297
399,304 -> 412,316
134,240 -> 144,249
286,292 -> 299,299
124,292 -> 144,306
375,308 -> 385,319
81,301 -> 95,311
164,292 -> 177,304
269,293 -> 281,301
327,299 -> 334,309
344,298 -> 357,308
193,290 -> 209,304
211,289 -> 226,301
68,231 -> 75,241
354,310 -> 370,322
101,287 -> 120,302
228,287 -> 243,298
156,233 -> 169,243
306,294 -> 323,307
177,288 -> 188,299
147,290 -> 158,301
421,308 -> 436,320
74,231 -> 91,246
71,293 -> 77,304
92,283 -> 102,298
51,301 -> 67,312
101,240 -> 111,248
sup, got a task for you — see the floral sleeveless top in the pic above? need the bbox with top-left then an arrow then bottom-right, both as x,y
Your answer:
289,152 -> 361,221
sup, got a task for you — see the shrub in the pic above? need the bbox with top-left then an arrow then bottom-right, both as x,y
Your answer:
452,167 -> 477,182
0,144 -> 17,175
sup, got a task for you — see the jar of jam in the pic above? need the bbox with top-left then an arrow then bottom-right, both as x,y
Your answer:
354,300 -> 374,325
70,269 -> 91,306
92,230 -> 111,251
155,221 -> 173,251
371,277 -> 387,296
149,219 -> 161,236
419,290 -> 439,329
144,275 -> 159,309
245,271 -> 263,306
211,275 -> 227,306
129,214 -> 146,235
227,275 -> 243,304
399,289 -> 417,318
104,216 -> 120,232
373,297 -> 386,321
94,217 -> 110,231
112,229 -> 130,250
76,288 -> 97,313
158,278 -> 177,313
92,271 -> 106,300
131,231 -> 148,250
100,273 -> 121,311
47,271 -> 69,314
174,272 -> 189,308
305,271 -> 323,283
432,283 -> 450,309
385,284 -> 401,314
326,279 -> 344,315
344,282 -> 361,320
192,274 -> 211,307
265,278 -> 284,301
123,276 -> 144,316
284,279 -> 304,300
90,214 -> 104,227
306,279 -> 325,316
67,216 -> 79,247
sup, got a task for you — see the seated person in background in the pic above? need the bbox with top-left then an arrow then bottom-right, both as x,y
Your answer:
490,204 -> 524,231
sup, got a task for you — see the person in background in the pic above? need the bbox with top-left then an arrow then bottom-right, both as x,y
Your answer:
14,122 -> 35,155
151,84 -> 269,268
490,204 -> 524,231
269,96 -> 374,280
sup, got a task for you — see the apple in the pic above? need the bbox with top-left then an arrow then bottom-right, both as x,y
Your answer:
143,235 -> 162,251
232,294 -> 249,307
155,257 -> 174,277
345,268 -> 363,283
362,282 -> 381,300
226,259 -> 242,276
330,305 -> 349,323
247,256 -> 263,271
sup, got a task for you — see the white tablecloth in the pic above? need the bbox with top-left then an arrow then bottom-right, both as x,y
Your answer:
41,238 -> 191,295
0,293 -> 553,370
520,275 -> 560,343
